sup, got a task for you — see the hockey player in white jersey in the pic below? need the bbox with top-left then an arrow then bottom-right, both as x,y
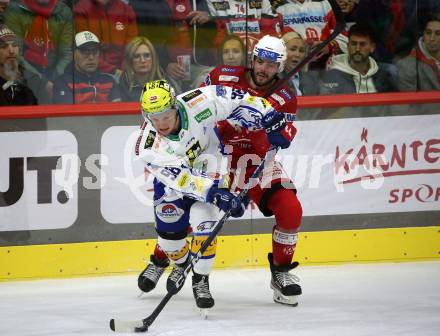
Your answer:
135,79 -> 273,311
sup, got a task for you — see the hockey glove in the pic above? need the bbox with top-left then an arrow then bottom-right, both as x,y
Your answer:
206,185 -> 248,218
262,111 -> 296,149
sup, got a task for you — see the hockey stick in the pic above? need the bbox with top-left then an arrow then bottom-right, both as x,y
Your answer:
265,0 -> 345,97
109,146 -> 279,333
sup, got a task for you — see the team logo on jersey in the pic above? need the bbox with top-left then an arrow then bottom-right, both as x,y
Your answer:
144,130 -> 156,149
156,203 -> 184,223
212,1 -> 229,10
196,220 -> 216,232
228,105 -> 265,130
182,89 -> 202,102
194,108 -> 213,123
176,4 -> 186,12
306,28 -> 320,42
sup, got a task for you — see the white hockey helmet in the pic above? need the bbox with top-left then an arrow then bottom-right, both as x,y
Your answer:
252,35 -> 287,73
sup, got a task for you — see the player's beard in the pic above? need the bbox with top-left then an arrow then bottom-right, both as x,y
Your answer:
251,69 -> 275,88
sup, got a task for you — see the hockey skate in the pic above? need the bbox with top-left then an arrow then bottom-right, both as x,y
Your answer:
268,253 -> 302,306
166,256 -> 190,294
138,254 -> 169,293
192,272 -> 215,319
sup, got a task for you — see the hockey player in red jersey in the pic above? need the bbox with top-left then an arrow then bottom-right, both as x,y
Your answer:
204,35 -> 303,306
139,35 -> 303,307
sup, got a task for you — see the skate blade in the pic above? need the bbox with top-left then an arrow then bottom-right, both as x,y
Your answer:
273,290 -> 299,306
199,308 -> 209,320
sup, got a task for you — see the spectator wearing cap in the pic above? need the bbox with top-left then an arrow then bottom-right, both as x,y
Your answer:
0,24 -> 37,105
0,0 -> 9,24
396,14 -> 440,92
319,23 -> 397,95
4,0 -> 73,103
52,31 -> 121,104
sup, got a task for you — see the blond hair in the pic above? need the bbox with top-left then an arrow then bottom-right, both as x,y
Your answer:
124,36 -> 164,92
281,31 -> 309,72
281,31 -> 303,44
282,32 -> 308,54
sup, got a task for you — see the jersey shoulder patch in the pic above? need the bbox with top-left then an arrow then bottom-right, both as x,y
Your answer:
181,89 -> 203,102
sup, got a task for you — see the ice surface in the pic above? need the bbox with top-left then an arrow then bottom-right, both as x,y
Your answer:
1,261 -> 439,336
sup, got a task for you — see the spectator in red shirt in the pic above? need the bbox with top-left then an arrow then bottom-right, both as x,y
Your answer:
74,0 -> 138,77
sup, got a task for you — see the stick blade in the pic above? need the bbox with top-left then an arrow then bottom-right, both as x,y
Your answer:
109,318 -> 148,333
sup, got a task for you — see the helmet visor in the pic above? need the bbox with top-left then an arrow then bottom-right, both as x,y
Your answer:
142,104 -> 176,121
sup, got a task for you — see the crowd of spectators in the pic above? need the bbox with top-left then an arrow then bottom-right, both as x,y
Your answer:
0,0 -> 439,106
